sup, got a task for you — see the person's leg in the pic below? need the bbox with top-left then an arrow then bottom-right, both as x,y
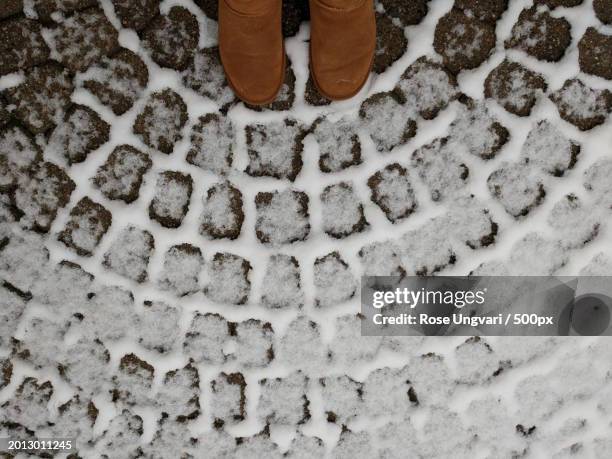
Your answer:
218,0 -> 285,105
309,0 -> 376,100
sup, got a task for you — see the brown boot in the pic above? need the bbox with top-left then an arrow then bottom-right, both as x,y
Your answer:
309,0 -> 376,101
219,0 -> 285,105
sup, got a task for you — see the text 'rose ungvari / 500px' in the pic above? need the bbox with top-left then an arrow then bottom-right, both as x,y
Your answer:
361,276 -> 612,336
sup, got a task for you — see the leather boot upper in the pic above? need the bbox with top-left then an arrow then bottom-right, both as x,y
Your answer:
219,0 -> 285,105
309,0 -> 376,100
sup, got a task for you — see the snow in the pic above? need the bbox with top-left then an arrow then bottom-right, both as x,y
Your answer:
4,63 -> 73,134
16,315 -> 66,368
550,78 -> 612,129
398,219 -> 458,275
395,56 -> 458,119
0,125 -> 41,171
521,120 -> 580,176
580,252 -> 612,275
0,17 -> 49,74
235,430 -> 283,459
112,353 -> 155,406
142,416 -> 195,459
285,433 -> 325,459
47,104 -> 110,165
314,252 -> 358,308
80,285 -> 136,342
584,158 -> 612,208
547,194 -> 601,248
260,254 -> 304,309
312,116 -> 362,173
199,181 -> 243,239
449,100 -> 509,159
420,407 -> 473,458
255,189 -> 310,245
203,252 -> 251,305
276,315 -> 326,374
15,161 -> 75,232
211,372 -> 246,425
52,395 -> 97,450
332,430 -> 373,459
187,113 -> 234,174
197,428 -> 236,458
58,197 -> 112,256
319,375 -> 363,424
485,59 -> 547,116
59,338 -> 110,396
509,232 -> 569,275
411,137 -> 469,202
258,370 -> 309,425
466,395 -> 526,455
375,419 -> 420,459
444,194 -> 498,249
182,47 -> 235,108
359,90 -> 417,152
516,373 -> 563,420
0,281 -> 28,347
329,314 -> 382,365
133,88 -> 188,154
92,145 -> 152,203
157,243 -> 203,296
362,366 -> 414,416
99,409 -> 144,459
2,0 -> 612,456
102,225 -> 154,282
358,240 -> 404,277
0,229 -> 49,292
367,163 -> 417,223
142,6 -> 199,71
79,49 -> 149,115
320,182 -> 369,238
454,337 -> 500,384
47,8 -> 119,72
135,300 -> 181,353
245,119 -> 306,181
149,170 -> 192,227
0,377 -> 53,431
232,319 -> 274,367
184,312 -> 229,364
157,362 -> 200,420
406,353 -> 454,405
487,161 -> 546,218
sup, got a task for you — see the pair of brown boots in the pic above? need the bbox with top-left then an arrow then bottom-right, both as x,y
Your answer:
219,0 -> 376,105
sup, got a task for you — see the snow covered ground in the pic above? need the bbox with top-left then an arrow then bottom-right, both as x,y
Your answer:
1,0 -> 612,457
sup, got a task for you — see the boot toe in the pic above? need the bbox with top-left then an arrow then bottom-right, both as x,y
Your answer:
219,0 -> 284,106
309,0 -> 376,101
221,53 -> 285,105
311,54 -> 373,100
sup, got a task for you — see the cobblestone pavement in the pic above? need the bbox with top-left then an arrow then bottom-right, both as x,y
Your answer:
1,0 -> 612,457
